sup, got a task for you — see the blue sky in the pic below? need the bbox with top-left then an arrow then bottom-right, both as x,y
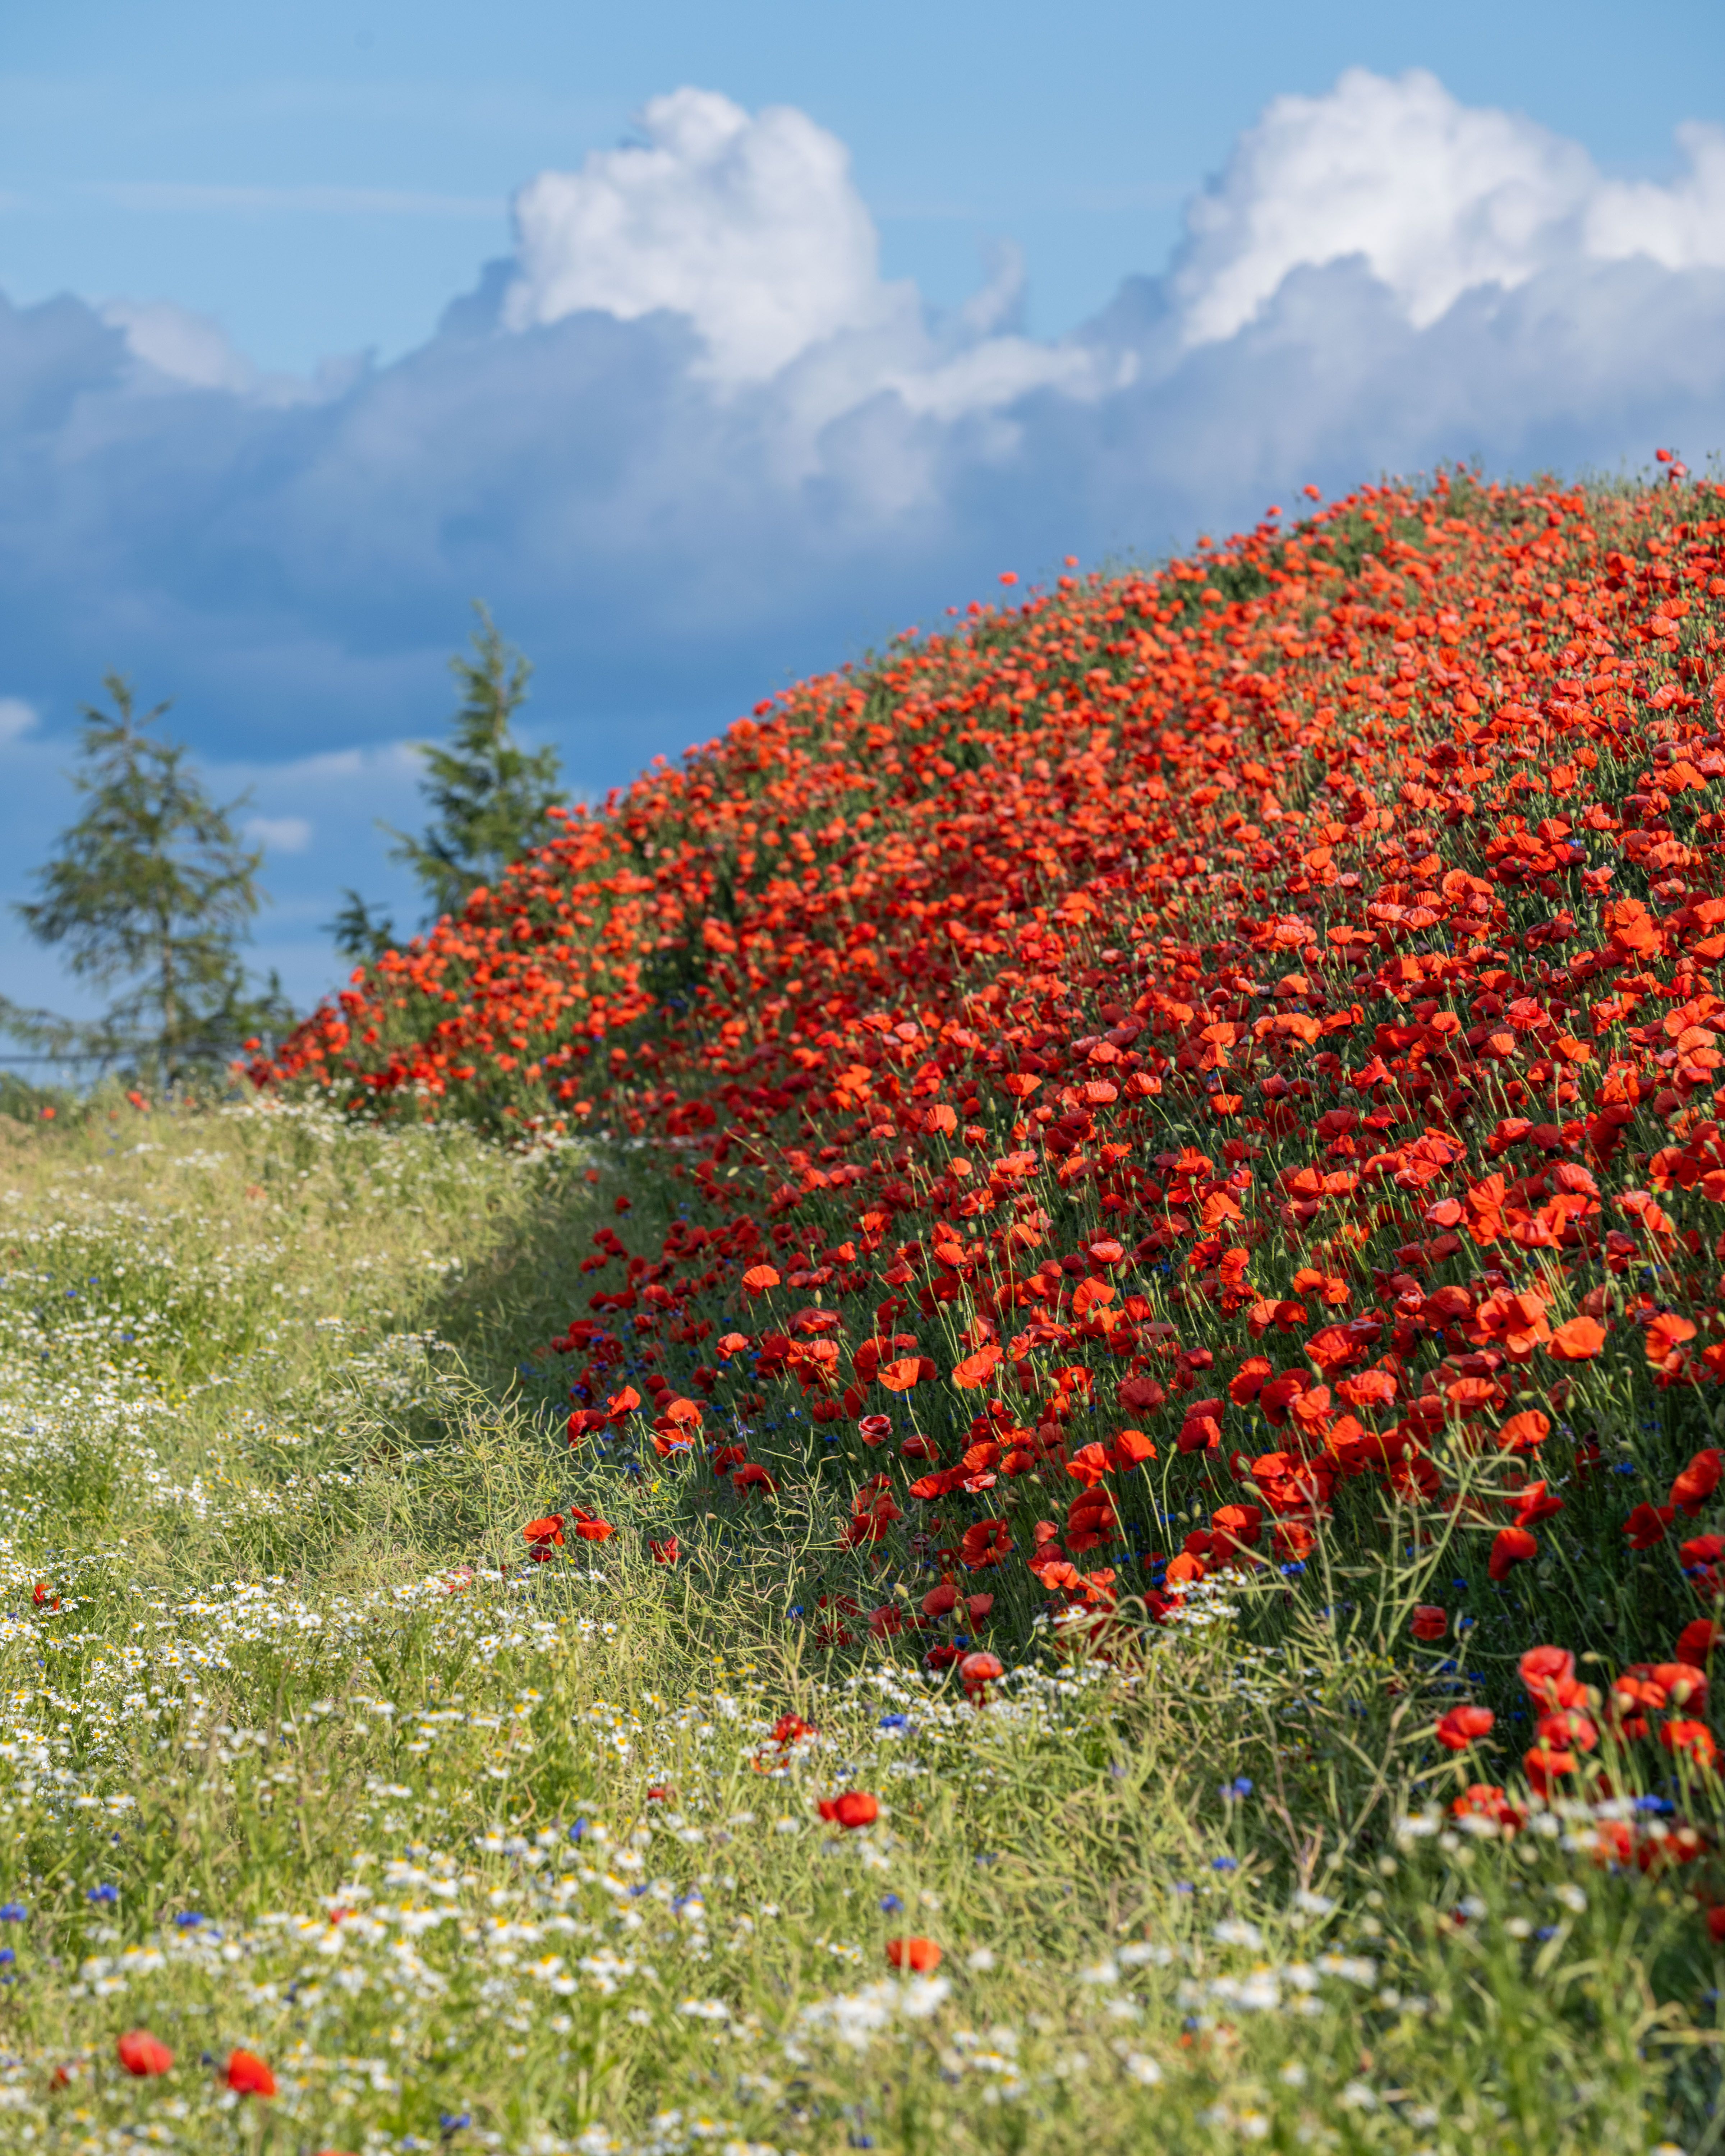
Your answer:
3,1 -> 1725,1018
8,0 -> 1725,369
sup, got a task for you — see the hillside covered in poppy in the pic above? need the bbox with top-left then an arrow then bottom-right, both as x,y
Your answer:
266,465 -> 1725,1916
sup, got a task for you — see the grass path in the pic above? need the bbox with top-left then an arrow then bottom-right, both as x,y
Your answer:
0,1099 -> 1714,2153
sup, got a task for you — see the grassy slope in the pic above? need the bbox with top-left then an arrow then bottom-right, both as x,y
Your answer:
8,473 -> 1725,2151
0,1096 -> 1714,2155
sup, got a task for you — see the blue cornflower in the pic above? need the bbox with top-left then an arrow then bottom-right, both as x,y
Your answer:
86,1884 -> 118,1905
1211,1856 -> 1239,1872
174,1911 -> 204,1929
879,1894 -> 904,1913
0,1903 -> 25,1922
878,1713 -> 910,1733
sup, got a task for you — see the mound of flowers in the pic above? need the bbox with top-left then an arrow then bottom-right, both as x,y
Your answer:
268,466 -> 1725,1899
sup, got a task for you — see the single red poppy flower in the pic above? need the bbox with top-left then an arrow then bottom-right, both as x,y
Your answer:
1518,1646 -> 1576,1705
960,1519 -> 1011,1569
1672,1448 -> 1724,1514
117,2030 -> 174,2077
1523,1743 -> 1577,1793
817,1791 -> 879,1830
1661,1719 -> 1718,1770
1548,1316 -> 1606,1362
1411,1604 -> 1447,1642
1489,1526 -> 1538,1581
958,1650 -> 1004,1701
886,1935 -> 942,1972
1435,1705 -> 1494,1752
951,1345 -> 1001,1390
226,2049 -> 276,2097
1623,1502 -> 1674,1550
1538,1708 -> 1597,1754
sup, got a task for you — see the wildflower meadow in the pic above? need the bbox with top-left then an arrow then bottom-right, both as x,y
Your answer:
6,466 -> 1725,2151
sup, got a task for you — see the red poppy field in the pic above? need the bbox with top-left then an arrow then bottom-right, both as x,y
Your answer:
23,465 -> 1725,2152
258,465 -> 1725,1964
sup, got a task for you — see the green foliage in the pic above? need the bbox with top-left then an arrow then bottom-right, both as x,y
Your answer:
385,603 -> 566,926
325,885 -> 399,967
5,674 -> 287,1087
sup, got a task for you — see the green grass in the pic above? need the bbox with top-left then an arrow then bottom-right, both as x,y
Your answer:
0,1094 -> 1717,2153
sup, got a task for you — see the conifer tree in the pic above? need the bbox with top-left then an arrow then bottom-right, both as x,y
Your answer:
4,674 -> 284,1087
387,604 -> 564,923
324,888 -> 397,968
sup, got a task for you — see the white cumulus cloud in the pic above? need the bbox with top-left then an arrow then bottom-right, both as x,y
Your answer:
101,298 -> 261,393
244,814 -> 313,855
1587,120 -> 1725,271
503,88 -> 895,382
1172,66 -> 1725,344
